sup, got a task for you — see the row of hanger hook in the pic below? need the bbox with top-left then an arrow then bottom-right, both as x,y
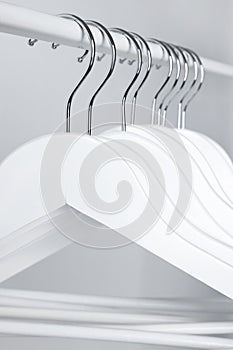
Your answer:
28,13 -> 205,135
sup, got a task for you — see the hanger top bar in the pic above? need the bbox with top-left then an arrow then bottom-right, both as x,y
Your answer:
0,1 -> 233,78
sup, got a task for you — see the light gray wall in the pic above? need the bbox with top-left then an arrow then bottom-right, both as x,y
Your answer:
0,0 -> 232,349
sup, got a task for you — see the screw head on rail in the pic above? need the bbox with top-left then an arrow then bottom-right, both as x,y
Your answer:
128,59 -> 135,66
51,42 -> 60,49
119,57 -> 127,64
28,38 -> 38,46
96,53 -> 106,62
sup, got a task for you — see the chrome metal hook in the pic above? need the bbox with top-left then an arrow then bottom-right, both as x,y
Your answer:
178,48 -> 205,129
160,44 -> 189,127
177,47 -> 198,129
58,14 -> 96,132
130,33 -> 153,124
147,38 -> 174,125
77,49 -> 89,62
28,14 -> 96,133
156,42 -> 181,126
109,28 -> 143,131
85,20 -> 117,135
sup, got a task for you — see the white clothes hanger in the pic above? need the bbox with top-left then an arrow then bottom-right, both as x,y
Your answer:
96,35 -> 233,295
0,16 -> 126,280
1,126 -> 232,296
101,36 -> 233,240
0,14 -> 96,280
0,16 -> 233,300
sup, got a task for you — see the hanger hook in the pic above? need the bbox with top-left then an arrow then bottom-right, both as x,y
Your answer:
177,47 -> 197,129
147,39 -> 174,125
156,43 -> 181,126
109,28 -> 143,131
60,14 -> 97,133
161,44 -> 189,127
28,14 -> 96,133
129,33 -> 153,125
84,20 -> 116,135
178,48 -> 205,129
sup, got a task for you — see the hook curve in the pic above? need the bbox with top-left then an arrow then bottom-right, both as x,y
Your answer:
59,14 -> 96,133
109,28 -> 143,131
157,43 -> 181,126
85,20 -> 117,135
147,39 -> 174,125
161,44 -> 189,127
29,13 -> 96,133
129,33 -> 153,125
178,48 -> 205,129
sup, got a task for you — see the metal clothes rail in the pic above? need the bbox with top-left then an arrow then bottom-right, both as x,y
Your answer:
0,2 -> 233,78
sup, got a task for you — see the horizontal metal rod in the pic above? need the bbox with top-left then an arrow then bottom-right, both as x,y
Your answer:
0,2 -> 233,78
